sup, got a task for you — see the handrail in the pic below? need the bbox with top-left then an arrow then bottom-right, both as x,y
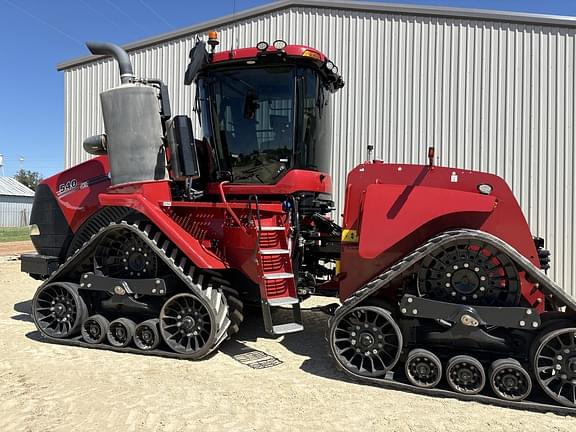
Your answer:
218,181 -> 245,230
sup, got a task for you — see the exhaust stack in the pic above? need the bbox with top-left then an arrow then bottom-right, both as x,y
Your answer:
85,41 -> 167,186
86,41 -> 135,83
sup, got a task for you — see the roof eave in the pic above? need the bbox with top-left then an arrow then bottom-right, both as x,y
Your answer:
57,0 -> 576,71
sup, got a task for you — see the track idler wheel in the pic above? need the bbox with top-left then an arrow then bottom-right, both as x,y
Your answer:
159,293 -> 216,359
489,358 -> 532,401
446,355 -> 486,395
134,319 -> 160,351
329,305 -> 402,378
33,282 -> 88,338
107,318 -> 136,347
405,349 -> 443,389
532,326 -> 576,407
81,314 -> 110,344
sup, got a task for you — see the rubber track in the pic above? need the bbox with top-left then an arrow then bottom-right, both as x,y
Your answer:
33,221 -> 232,358
329,229 -> 576,415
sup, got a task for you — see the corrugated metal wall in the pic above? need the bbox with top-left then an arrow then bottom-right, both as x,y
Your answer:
0,196 -> 33,227
63,6 -> 576,296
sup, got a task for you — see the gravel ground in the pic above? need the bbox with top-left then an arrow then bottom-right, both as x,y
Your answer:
1,256 -> 575,432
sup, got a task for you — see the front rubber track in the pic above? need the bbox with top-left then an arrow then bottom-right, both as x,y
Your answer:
31,221 -> 234,360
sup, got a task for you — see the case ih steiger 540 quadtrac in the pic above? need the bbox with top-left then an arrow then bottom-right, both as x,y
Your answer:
21,34 -> 576,412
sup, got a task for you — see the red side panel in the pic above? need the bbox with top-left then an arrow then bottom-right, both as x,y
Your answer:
99,182 -> 227,269
340,162 -> 543,308
359,184 -> 496,259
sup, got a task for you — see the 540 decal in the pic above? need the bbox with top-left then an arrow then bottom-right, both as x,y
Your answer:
57,179 -> 78,196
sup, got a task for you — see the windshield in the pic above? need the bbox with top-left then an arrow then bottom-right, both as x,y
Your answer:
197,65 -> 331,184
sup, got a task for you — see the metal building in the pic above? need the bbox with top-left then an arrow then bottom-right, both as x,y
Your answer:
0,177 -> 34,227
58,0 -> 576,296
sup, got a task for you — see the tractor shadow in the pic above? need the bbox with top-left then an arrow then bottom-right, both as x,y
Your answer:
221,306 -> 348,381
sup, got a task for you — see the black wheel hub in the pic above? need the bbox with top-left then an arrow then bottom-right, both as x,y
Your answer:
451,269 -> 480,295
160,293 -> 215,356
447,358 -> 485,394
415,362 -> 432,377
96,231 -> 157,278
533,327 -> 576,407
33,283 -> 86,338
330,306 -> 402,378
418,240 -> 520,306
87,322 -> 101,337
112,326 -> 126,341
405,349 -> 443,389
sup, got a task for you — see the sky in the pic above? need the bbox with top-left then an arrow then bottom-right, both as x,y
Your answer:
0,0 -> 575,178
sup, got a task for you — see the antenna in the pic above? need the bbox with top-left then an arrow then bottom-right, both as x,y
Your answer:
230,0 -> 237,52
0,154 -> 4,176
19,156 -> 24,170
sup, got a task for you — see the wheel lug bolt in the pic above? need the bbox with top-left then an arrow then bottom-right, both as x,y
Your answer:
351,340 -> 356,345
372,349 -> 378,354
356,348 -> 360,352
372,327 -> 378,331
50,307 -> 54,311
177,315 -> 182,319
123,258 -> 127,262
378,335 -> 383,339
351,332 -> 356,336
453,265 -> 458,270
479,286 -> 485,292
557,355 -> 563,361
445,283 -> 451,287
555,364 -> 562,370
474,267 -> 479,272
446,273 -> 451,277
378,343 -> 383,348
480,276 -> 486,281
464,263 -> 469,268
561,374 -> 568,380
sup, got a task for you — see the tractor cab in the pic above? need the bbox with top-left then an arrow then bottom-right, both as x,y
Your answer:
186,35 -> 344,190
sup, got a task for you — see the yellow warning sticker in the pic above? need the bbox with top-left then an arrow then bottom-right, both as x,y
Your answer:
341,229 -> 359,243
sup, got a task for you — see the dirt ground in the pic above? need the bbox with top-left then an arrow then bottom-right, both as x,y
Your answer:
1,254 -> 575,431
0,240 -> 33,257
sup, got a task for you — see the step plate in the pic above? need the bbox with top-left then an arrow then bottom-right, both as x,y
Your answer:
271,323 -> 304,335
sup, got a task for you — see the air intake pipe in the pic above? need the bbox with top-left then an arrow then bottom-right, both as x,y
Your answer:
86,41 -> 135,83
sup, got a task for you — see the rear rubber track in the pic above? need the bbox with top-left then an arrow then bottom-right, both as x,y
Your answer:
328,228 -> 576,415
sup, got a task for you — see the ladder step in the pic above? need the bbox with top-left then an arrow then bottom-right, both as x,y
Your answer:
272,323 -> 304,335
263,272 -> 294,280
259,248 -> 290,255
267,296 -> 299,306
260,226 -> 285,231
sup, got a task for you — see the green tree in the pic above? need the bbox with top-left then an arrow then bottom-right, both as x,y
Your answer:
14,169 -> 43,191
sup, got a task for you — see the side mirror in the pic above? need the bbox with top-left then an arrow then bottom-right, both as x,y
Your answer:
166,116 -> 200,180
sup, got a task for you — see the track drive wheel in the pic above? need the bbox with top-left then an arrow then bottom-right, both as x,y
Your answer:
329,305 -> 402,378
81,314 -> 110,344
33,282 -> 88,338
134,319 -> 161,351
107,318 -> 136,347
446,355 -> 486,394
489,358 -> 532,401
405,349 -> 443,389
532,326 -> 576,407
159,293 -> 217,359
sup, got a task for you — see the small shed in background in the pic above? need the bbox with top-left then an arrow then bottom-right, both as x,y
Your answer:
0,177 -> 35,227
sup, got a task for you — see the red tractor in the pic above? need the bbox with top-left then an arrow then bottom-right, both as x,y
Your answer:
22,34 -> 576,410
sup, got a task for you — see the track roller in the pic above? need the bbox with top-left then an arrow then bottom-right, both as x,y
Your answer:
329,305 -> 402,378
32,282 -> 88,338
81,314 -> 110,344
159,293 -> 216,359
446,355 -> 486,395
532,326 -> 576,407
489,358 -> 532,401
405,349 -> 443,389
107,318 -> 136,347
134,319 -> 160,351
